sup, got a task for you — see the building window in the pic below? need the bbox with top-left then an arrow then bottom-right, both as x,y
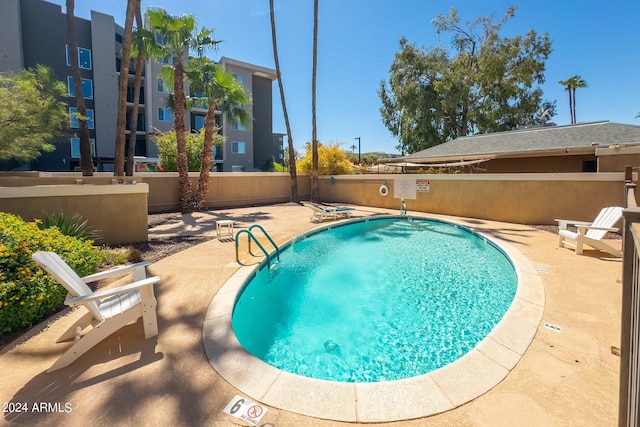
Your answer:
115,33 -> 123,43
67,76 -> 93,99
194,115 -> 205,131
231,141 -> 246,154
155,33 -> 167,45
232,73 -> 244,84
69,107 -> 94,129
230,118 -> 244,131
231,165 -> 246,172
158,107 -> 172,122
157,78 -> 165,93
70,137 -> 96,158
66,45 -> 92,70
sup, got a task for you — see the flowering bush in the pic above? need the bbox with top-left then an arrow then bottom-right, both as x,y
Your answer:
0,212 -> 101,337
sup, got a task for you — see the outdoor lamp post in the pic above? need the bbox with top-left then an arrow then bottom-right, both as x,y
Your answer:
355,137 -> 361,164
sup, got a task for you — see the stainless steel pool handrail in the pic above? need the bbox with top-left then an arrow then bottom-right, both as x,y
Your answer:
248,225 -> 280,261
235,226 -> 279,268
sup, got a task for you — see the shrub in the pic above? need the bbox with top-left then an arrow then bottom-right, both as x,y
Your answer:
0,212 -> 101,337
99,246 -> 143,267
40,211 -> 100,241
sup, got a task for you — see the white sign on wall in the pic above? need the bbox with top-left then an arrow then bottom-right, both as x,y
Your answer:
416,180 -> 430,192
394,179 -> 417,199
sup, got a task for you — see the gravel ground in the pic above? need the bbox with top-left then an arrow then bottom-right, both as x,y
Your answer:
103,212 -> 214,264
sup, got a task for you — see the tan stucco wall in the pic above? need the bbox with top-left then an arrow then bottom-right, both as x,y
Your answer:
0,183 -> 149,245
598,154 -> 640,172
319,173 -> 628,224
0,172 -> 312,214
0,172 -> 630,244
140,172 -> 311,213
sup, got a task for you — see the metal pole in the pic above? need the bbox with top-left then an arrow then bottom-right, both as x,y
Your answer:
355,137 -> 361,164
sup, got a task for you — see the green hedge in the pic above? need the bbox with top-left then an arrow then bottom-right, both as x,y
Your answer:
0,212 -> 101,337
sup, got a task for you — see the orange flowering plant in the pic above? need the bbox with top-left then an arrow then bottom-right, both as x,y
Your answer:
0,213 -> 101,337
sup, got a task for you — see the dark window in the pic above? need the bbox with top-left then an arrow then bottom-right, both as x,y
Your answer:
582,160 -> 597,172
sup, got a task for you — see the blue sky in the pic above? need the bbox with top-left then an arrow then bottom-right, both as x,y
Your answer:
50,0 -> 640,154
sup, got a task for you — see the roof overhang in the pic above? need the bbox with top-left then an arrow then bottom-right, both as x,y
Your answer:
219,57 -> 277,80
389,146 -> 598,165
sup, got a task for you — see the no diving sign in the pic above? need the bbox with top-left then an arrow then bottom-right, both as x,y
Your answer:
223,395 -> 268,426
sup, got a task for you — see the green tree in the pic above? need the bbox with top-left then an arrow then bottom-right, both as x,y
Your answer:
379,7 -> 552,153
0,66 -> 68,163
66,0 -> 93,175
297,141 -> 354,175
152,129 -> 222,172
186,57 -> 251,209
558,75 -> 587,124
270,0 -> 299,202
146,7 -> 219,212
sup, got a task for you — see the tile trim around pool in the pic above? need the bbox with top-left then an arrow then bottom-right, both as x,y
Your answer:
203,217 -> 545,422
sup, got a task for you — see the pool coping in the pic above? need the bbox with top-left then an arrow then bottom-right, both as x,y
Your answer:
202,215 -> 545,422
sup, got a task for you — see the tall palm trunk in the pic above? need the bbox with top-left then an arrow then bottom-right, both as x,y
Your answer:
173,56 -> 193,211
66,0 -> 92,175
310,0 -> 319,202
114,0 -> 135,176
269,0 -> 299,203
571,87 -> 577,124
195,104 -> 217,208
569,88 -> 575,124
126,0 -> 145,176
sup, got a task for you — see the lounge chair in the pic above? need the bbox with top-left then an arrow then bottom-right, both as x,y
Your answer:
32,251 -> 160,372
556,206 -> 623,257
304,202 -> 354,222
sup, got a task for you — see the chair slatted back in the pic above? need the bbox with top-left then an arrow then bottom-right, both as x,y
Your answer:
32,252 -> 103,321
586,206 -> 623,241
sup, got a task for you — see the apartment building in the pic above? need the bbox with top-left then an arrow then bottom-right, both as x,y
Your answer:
0,0 -> 282,172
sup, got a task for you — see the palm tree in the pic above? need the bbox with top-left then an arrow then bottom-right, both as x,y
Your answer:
125,0 -> 145,176
113,0 -> 136,176
146,8 -> 219,212
559,75 -> 587,124
65,0 -> 93,175
350,144 -> 356,153
186,57 -> 251,208
310,0 -> 320,202
269,0 -> 299,203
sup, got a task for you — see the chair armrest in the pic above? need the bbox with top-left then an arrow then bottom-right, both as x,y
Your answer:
576,225 -> 619,233
81,261 -> 151,283
65,276 -> 160,307
555,219 -> 592,229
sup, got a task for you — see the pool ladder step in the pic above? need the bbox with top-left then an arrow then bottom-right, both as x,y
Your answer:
235,225 -> 280,268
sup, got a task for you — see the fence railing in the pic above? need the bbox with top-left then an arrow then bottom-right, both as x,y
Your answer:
620,175 -> 640,426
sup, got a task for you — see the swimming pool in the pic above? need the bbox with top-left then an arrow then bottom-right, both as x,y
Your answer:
204,213 -> 544,421
232,217 -> 517,382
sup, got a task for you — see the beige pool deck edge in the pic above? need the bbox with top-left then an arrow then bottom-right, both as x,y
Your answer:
203,215 -> 546,422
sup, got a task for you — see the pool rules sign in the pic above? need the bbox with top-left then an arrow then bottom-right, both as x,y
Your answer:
223,395 -> 268,426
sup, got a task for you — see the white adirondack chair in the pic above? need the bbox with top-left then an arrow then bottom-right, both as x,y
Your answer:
556,206 -> 623,257
32,251 -> 160,372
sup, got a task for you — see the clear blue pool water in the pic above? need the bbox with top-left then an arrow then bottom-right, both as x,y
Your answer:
232,217 -> 517,383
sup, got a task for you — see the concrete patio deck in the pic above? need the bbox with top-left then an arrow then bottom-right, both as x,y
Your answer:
0,204 -> 622,426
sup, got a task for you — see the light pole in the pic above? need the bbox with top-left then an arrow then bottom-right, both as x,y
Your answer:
355,137 -> 361,164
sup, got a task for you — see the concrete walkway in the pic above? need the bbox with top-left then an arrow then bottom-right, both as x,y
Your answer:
0,204 -> 622,426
